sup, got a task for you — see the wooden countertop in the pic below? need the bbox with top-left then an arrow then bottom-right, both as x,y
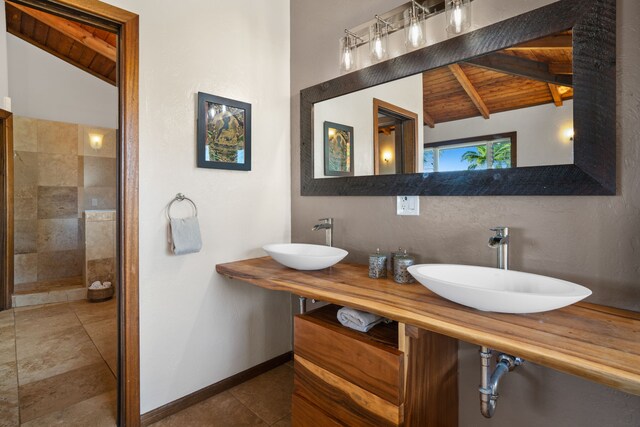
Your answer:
216,257 -> 640,396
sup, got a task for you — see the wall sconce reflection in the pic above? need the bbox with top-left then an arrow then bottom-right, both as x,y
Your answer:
563,128 -> 574,142
89,133 -> 104,150
383,151 -> 393,163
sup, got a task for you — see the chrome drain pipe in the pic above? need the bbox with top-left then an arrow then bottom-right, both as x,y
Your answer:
479,347 -> 524,418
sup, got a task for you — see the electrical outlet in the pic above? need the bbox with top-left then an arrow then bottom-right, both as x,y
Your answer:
397,196 -> 419,216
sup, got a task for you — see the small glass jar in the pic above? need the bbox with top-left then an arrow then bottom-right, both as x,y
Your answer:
393,250 -> 416,284
368,248 -> 387,279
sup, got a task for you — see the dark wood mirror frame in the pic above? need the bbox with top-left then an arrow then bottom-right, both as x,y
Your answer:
300,0 -> 615,196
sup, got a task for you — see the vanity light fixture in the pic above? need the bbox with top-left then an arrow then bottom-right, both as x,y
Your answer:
88,133 -> 104,150
339,29 -> 363,74
338,0 -> 475,71
383,151 -> 393,163
370,15 -> 393,63
445,0 -> 471,35
404,0 -> 429,50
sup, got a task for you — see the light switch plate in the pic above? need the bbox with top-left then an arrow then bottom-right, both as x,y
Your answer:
397,196 -> 419,216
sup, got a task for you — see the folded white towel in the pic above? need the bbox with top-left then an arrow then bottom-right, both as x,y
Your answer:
337,306 -> 383,333
89,281 -> 108,290
169,216 -> 203,255
103,282 -> 112,289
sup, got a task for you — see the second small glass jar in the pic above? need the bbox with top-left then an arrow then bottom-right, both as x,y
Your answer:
393,250 -> 416,284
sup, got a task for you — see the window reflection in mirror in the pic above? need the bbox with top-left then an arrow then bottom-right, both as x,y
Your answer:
313,29 -> 573,179
424,133 -> 516,173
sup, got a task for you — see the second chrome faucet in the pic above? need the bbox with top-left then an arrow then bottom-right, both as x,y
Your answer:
312,218 -> 333,247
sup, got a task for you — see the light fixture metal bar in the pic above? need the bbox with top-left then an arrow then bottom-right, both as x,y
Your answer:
345,0 -> 475,43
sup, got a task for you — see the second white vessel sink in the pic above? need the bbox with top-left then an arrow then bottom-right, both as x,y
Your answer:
263,243 -> 348,271
407,264 -> 592,314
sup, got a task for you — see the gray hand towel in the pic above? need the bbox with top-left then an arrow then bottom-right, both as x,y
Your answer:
169,216 -> 202,255
337,306 -> 383,333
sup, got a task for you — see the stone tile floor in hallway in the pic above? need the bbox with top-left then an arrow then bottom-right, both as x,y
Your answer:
0,299 -> 117,426
1,298 -> 293,426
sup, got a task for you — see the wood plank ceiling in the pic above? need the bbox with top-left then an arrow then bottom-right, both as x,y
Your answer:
423,31 -> 573,127
5,1 -> 117,85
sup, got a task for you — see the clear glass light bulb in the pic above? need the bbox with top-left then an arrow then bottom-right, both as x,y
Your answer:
453,1 -> 463,33
342,47 -> 353,71
373,34 -> 384,60
408,17 -> 423,48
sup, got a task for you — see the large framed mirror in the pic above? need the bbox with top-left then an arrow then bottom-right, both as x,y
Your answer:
300,0 -> 615,196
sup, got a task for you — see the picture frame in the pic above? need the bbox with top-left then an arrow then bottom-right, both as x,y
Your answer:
323,121 -> 354,176
197,92 -> 251,171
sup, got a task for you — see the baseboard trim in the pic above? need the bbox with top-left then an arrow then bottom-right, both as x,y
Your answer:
140,351 -> 293,426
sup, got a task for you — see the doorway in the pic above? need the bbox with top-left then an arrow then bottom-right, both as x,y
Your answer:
373,98 -> 419,175
0,1 -> 139,425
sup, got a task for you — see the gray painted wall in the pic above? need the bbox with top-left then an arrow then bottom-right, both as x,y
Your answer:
290,0 -> 640,425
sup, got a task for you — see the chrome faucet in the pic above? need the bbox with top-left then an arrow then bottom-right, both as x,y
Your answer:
488,227 -> 509,270
312,218 -> 333,247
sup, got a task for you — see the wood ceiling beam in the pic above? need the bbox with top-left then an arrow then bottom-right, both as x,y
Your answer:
549,62 -> 573,75
507,34 -> 572,50
548,83 -> 563,107
423,111 -> 435,128
466,53 -> 573,87
448,64 -> 490,120
7,1 -> 116,62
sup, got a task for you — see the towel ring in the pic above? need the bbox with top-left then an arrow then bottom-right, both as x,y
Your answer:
167,193 -> 198,220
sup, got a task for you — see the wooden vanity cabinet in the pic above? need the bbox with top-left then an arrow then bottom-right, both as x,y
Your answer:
292,305 -> 458,427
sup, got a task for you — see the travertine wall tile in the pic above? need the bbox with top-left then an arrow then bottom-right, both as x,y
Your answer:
14,151 -> 38,186
14,220 -> 37,254
82,187 -> 117,211
13,117 -> 37,152
86,258 -> 115,284
36,119 -> 78,155
37,250 -> 83,281
14,254 -> 38,285
84,157 -> 117,188
14,196 -> 37,220
37,186 -> 78,219
13,116 -> 116,291
38,154 -> 78,187
37,219 -> 79,252
85,220 -> 115,261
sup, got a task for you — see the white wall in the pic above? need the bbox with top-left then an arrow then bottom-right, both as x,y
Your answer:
425,100 -> 574,167
314,74 -> 423,177
7,35 -> 117,128
101,0 -> 292,413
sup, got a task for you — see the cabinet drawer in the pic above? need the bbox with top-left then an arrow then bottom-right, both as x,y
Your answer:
294,355 -> 402,427
294,305 -> 403,405
292,392 -> 343,427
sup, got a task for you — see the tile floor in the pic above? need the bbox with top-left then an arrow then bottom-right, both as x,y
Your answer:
150,363 -> 294,427
1,298 -> 294,426
0,298 -> 117,426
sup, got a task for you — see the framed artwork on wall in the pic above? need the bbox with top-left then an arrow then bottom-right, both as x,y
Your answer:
197,92 -> 251,171
323,121 -> 354,176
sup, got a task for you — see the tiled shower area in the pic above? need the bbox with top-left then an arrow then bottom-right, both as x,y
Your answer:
12,116 -> 117,307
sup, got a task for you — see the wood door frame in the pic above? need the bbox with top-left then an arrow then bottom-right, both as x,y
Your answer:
1,1 -> 140,425
372,98 -> 419,175
1,109 -> 13,311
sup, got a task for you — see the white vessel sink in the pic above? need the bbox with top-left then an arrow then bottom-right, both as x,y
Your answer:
263,243 -> 348,271
407,264 -> 592,314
